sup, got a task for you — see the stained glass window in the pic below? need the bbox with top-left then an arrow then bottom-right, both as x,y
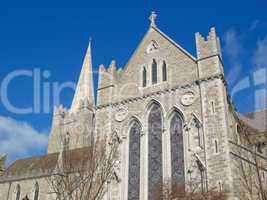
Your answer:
162,61 -> 167,82
143,67 -> 147,87
148,104 -> 163,199
152,59 -> 157,84
170,112 -> 185,186
128,121 -> 141,200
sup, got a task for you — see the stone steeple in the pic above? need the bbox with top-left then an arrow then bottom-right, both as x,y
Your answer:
71,40 -> 95,112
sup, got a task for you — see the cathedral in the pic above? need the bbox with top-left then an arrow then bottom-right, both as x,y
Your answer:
0,12 -> 266,200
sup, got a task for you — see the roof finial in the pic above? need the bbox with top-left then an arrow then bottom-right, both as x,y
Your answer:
149,11 -> 157,27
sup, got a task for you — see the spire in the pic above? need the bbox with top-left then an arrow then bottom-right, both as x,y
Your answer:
71,39 -> 95,112
149,11 -> 157,27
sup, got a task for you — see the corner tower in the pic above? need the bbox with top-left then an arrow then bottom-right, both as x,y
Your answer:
196,28 -> 234,196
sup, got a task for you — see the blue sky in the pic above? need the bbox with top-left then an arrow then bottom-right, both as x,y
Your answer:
0,0 -> 266,164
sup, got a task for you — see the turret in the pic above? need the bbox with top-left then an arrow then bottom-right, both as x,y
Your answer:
47,105 -> 66,153
97,60 -> 118,106
196,28 -> 235,195
195,27 -> 223,79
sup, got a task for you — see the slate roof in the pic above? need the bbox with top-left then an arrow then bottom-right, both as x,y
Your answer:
6,152 -> 58,174
0,147 -> 91,181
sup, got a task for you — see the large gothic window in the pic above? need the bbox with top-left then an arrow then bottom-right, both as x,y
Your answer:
128,120 -> 141,200
170,112 -> 185,186
152,59 -> 157,84
148,103 -> 163,199
162,61 -> 167,82
34,182 -> 39,200
143,67 -> 147,87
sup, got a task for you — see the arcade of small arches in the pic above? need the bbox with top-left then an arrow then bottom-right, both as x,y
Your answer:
126,101 -> 188,200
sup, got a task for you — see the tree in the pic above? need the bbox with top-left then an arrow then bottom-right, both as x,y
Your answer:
232,121 -> 267,200
151,179 -> 227,200
44,133 -> 119,200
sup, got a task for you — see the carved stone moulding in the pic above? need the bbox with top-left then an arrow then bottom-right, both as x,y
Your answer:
114,106 -> 129,122
180,91 -> 196,106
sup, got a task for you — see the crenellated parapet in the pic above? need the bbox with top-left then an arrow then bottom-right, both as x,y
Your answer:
195,27 -> 222,60
195,27 -> 224,79
97,60 -> 120,106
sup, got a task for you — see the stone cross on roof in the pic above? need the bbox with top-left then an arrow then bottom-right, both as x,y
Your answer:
149,11 -> 157,27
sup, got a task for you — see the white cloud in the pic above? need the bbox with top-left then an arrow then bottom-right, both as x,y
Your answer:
0,116 -> 48,165
249,20 -> 260,31
223,30 -> 242,59
223,29 -> 243,86
253,35 -> 267,68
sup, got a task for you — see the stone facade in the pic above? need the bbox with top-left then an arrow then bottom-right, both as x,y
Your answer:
0,13 -> 266,200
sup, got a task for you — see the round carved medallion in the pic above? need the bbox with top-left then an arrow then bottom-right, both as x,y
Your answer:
181,92 -> 196,106
115,106 -> 128,122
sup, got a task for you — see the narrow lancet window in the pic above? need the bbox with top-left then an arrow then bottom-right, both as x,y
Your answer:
152,59 -> 157,84
162,61 -> 167,82
128,121 -> 141,200
143,67 -> 147,87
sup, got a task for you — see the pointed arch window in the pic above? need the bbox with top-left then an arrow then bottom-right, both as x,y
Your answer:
143,67 -> 147,87
34,182 -> 39,200
128,120 -> 141,200
152,59 -> 157,84
15,184 -> 21,200
148,103 -> 163,199
170,112 -> 185,186
162,61 -> 167,82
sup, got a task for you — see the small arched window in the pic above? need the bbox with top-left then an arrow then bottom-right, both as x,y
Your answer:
152,59 -> 157,84
15,184 -> 21,200
162,61 -> 167,82
34,182 -> 39,200
142,67 -> 147,87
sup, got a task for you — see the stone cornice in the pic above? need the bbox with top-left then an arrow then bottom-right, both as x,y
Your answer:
96,73 -> 224,110
196,53 -> 223,66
